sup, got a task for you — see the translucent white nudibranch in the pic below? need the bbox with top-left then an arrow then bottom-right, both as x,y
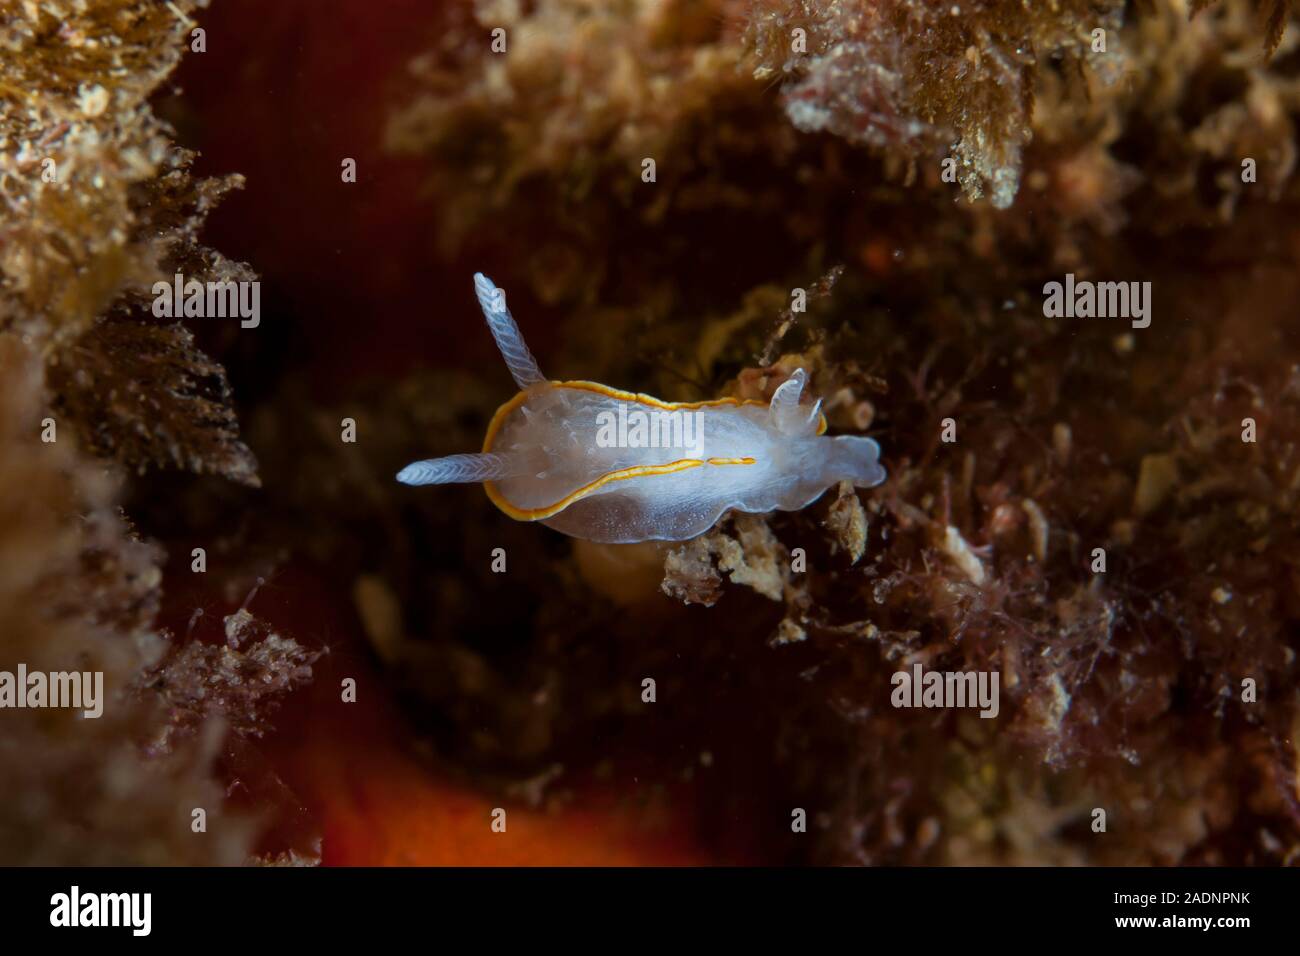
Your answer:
397,273 -> 886,543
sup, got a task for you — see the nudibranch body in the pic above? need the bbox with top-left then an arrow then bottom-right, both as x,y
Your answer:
396,274 -> 886,544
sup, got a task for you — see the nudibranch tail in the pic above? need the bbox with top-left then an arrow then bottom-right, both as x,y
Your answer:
474,272 -> 545,389
396,452 -> 525,486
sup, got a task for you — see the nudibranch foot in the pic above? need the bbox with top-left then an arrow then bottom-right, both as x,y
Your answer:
397,274 -> 887,544
826,434 -> 888,489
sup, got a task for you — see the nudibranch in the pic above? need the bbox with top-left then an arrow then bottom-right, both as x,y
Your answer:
396,274 -> 886,544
